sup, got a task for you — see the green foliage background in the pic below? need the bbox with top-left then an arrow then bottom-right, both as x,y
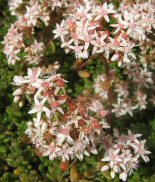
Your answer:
0,0 -> 155,181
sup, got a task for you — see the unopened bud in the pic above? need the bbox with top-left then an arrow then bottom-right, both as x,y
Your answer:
13,88 -> 23,96
111,53 -> 120,62
19,101 -> 24,107
14,96 -> 20,103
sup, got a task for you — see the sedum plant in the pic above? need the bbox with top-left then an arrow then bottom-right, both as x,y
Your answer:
3,0 -> 155,181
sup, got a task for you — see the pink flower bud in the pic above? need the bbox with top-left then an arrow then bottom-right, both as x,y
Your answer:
13,88 -> 23,96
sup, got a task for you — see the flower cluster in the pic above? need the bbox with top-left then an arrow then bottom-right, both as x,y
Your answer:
101,129 -> 151,181
4,0 -> 49,64
113,60 -> 154,117
3,23 -> 24,64
4,0 -> 78,64
114,1 -> 155,41
93,56 -> 154,117
53,0 -> 137,65
13,67 -> 110,161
